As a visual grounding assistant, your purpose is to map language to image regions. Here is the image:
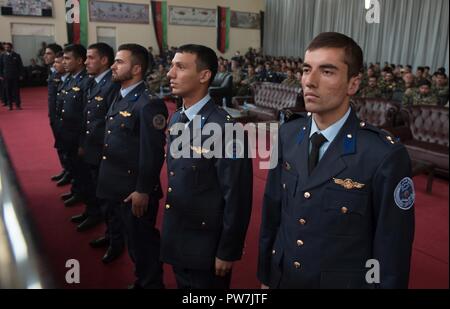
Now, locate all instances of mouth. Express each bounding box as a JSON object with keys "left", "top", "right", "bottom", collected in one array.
[{"left": 304, "top": 92, "right": 319, "bottom": 99}]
